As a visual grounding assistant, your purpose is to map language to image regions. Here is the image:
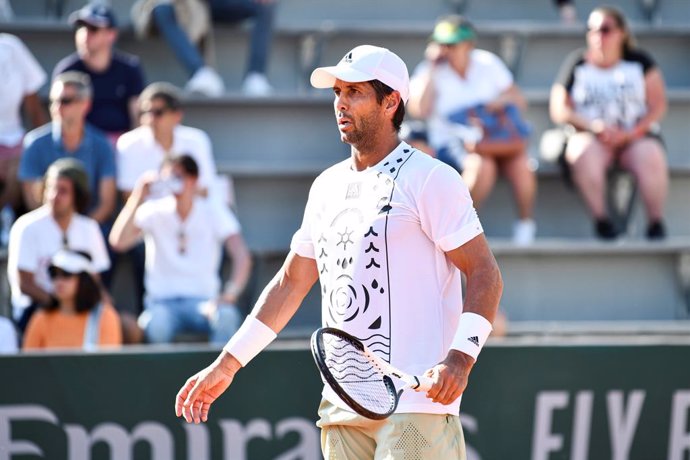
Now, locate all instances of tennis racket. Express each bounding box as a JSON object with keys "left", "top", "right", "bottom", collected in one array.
[{"left": 310, "top": 327, "right": 434, "bottom": 420}]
